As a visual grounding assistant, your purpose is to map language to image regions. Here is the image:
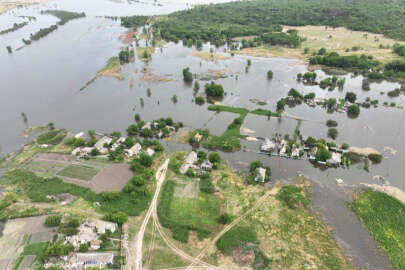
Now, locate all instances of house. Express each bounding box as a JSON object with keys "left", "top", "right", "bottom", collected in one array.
[
  {"left": 279, "top": 140, "right": 287, "bottom": 155},
  {"left": 39, "top": 144, "right": 49, "bottom": 149},
  {"left": 201, "top": 160, "right": 213, "bottom": 171},
  {"left": 95, "top": 136, "right": 112, "bottom": 152},
  {"left": 142, "top": 122, "right": 152, "bottom": 130},
  {"left": 72, "top": 147, "right": 94, "bottom": 157},
  {"left": 180, "top": 151, "right": 198, "bottom": 174},
  {"left": 75, "top": 132, "right": 85, "bottom": 139},
  {"left": 94, "top": 220, "right": 117, "bottom": 234},
  {"left": 194, "top": 133, "right": 203, "bottom": 142},
  {"left": 76, "top": 253, "right": 114, "bottom": 268},
  {"left": 111, "top": 137, "right": 126, "bottom": 151},
  {"left": 255, "top": 167, "right": 266, "bottom": 182},
  {"left": 291, "top": 145, "right": 300, "bottom": 158},
  {"left": 146, "top": 148, "right": 155, "bottom": 157},
  {"left": 90, "top": 240, "right": 101, "bottom": 250},
  {"left": 261, "top": 138, "right": 275, "bottom": 152},
  {"left": 126, "top": 143, "right": 142, "bottom": 157}
]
